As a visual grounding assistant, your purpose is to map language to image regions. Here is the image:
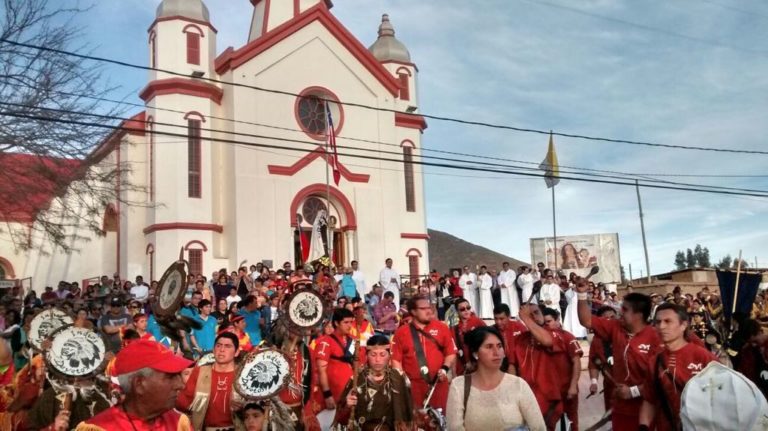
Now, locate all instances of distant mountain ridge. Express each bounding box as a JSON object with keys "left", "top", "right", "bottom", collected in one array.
[{"left": 427, "top": 229, "right": 528, "bottom": 273}]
